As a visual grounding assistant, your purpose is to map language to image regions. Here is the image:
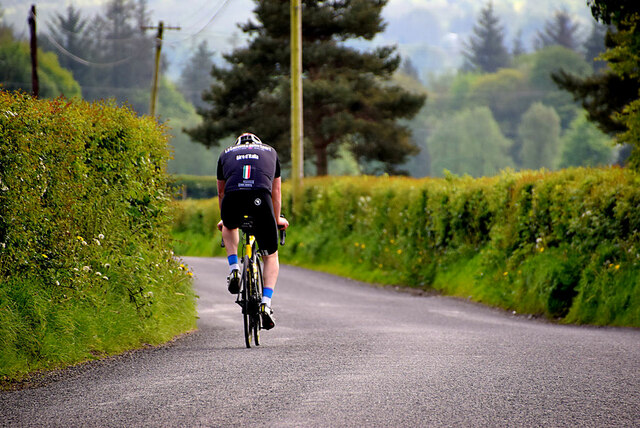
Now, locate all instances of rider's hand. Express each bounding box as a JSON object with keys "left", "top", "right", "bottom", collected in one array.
[
  {"left": 217, "top": 220, "right": 223, "bottom": 231},
  {"left": 277, "top": 216, "right": 289, "bottom": 231}
]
